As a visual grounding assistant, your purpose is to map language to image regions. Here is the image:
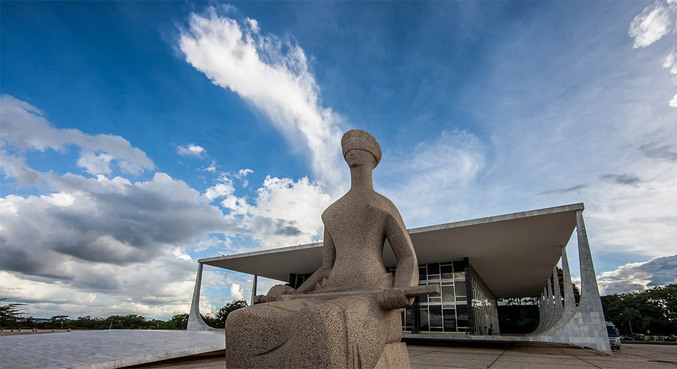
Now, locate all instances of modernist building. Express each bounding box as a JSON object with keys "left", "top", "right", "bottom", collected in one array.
[{"left": 187, "top": 203, "right": 611, "bottom": 354}]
